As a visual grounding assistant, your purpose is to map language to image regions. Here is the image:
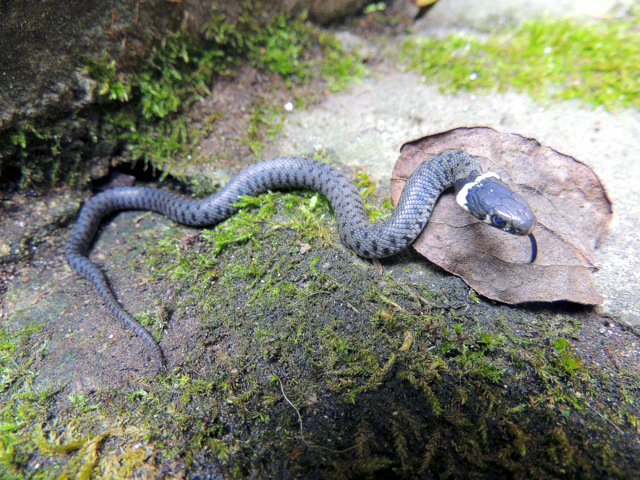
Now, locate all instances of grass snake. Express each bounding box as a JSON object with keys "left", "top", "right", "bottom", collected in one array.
[{"left": 65, "top": 150, "right": 536, "bottom": 370}]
